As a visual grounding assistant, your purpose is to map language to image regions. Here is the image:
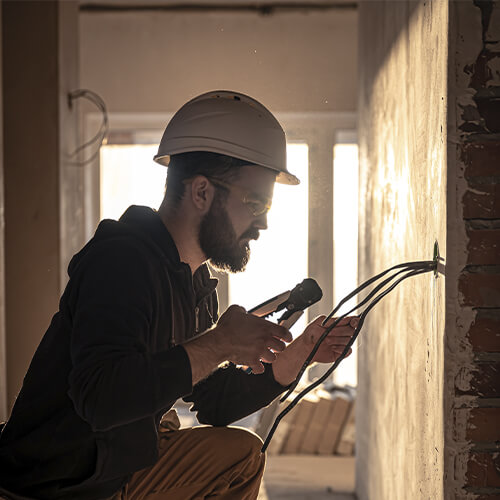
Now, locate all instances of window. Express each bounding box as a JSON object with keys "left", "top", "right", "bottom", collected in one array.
[{"left": 100, "top": 144, "right": 165, "bottom": 220}]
